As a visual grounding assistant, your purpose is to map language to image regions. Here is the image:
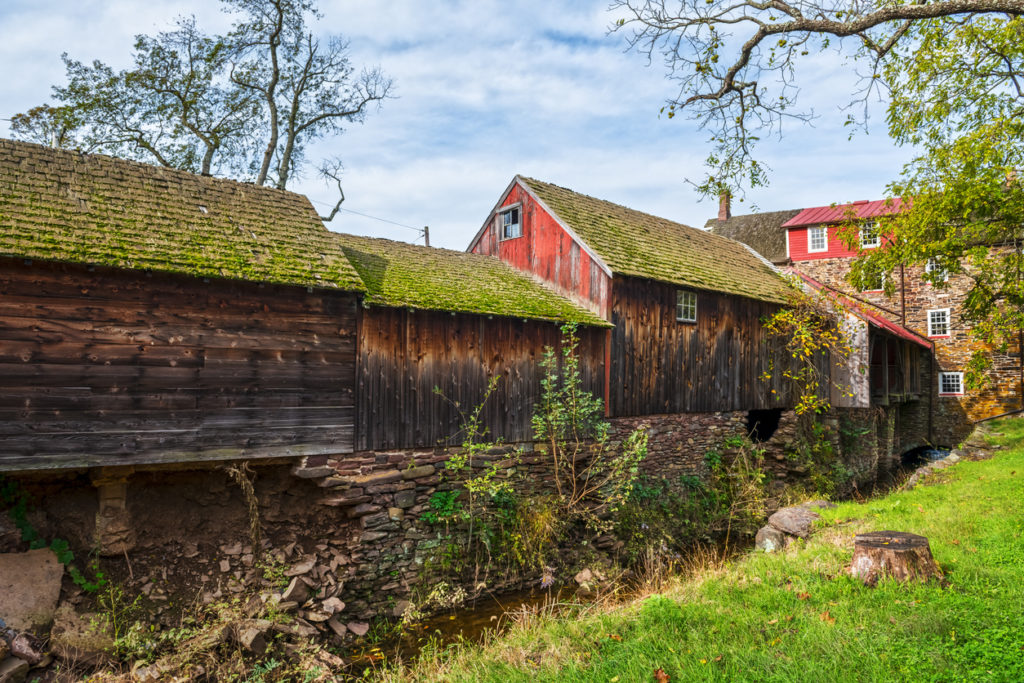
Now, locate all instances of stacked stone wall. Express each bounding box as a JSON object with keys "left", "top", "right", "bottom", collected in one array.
[
  {"left": 5, "top": 405, "right": 928, "bottom": 635},
  {"left": 795, "top": 256, "right": 1019, "bottom": 439}
]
